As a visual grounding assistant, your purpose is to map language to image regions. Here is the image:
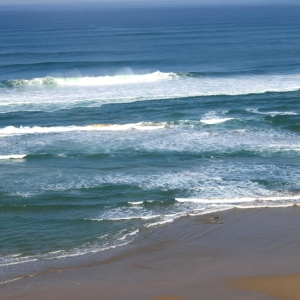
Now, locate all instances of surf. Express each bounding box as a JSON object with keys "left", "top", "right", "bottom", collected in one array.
[
  {"left": 0, "top": 71, "right": 176, "bottom": 88},
  {"left": 0, "top": 122, "right": 168, "bottom": 137},
  {"left": 1, "top": 72, "right": 300, "bottom": 113}
]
